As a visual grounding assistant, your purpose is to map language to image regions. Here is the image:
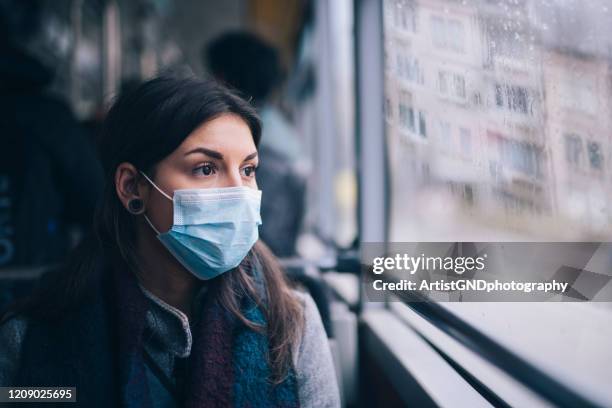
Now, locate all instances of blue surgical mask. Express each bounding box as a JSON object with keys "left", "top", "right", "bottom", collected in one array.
[{"left": 140, "top": 172, "right": 262, "bottom": 280}]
